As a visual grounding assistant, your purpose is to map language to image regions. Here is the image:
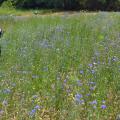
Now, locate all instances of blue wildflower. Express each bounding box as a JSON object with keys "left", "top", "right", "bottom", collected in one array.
[
  {"left": 101, "top": 105, "right": 107, "bottom": 109},
  {"left": 93, "top": 105, "right": 97, "bottom": 109},
  {"left": 80, "top": 70, "right": 84, "bottom": 74},
  {"left": 91, "top": 70, "right": 95, "bottom": 74},
  {"left": 88, "top": 64, "right": 93, "bottom": 67},
  {"left": 29, "top": 109, "right": 36, "bottom": 117},
  {"left": 75, "top": 93, "right": 83, "bottom": 99},
  {"left": 29, "top": 105, "right": 40, "bottom": 117},
  {"left": 66, "top": 89, "right": 71, "bottom": 93},
  {"left": 97, "top": 61, "right": 100, "bottom": 64},
  {"left": 102, "top": 100, "right": 106, "bottom": 104},
  {"left": 32, "top": 95, "right": 38, "bottom": 99},
  {"left": 75, "top": 93, "right": 83, "bottom": 104},
  {"left": 86, "top": 93, "right": 91, "bottom": 96},
  {"left": 78, "top": 99, "right": 84, "bottom": 104},
  {"left": 64, "top": 79, "right": 67, "bottom": 83},
  {"left": 90, "top": 86, "right": 96, "bottom": 91},
  {"left": 88, "top": 81, "right": 96, "bottom": 85},
  {"left": 3, "top": 88, "right": 11, "bottom": 94},
  {"left": 77, "top": 80, "right": 83, "bottom": 86},
  {"left": 90, "top": 100, "right": 97, "bottom": 105},
  {"left": 34, "top": 105, "right": 40, "bottom": 110},
  {"left": 0, "top": 110, "right": 4, "bottom": 115}
]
